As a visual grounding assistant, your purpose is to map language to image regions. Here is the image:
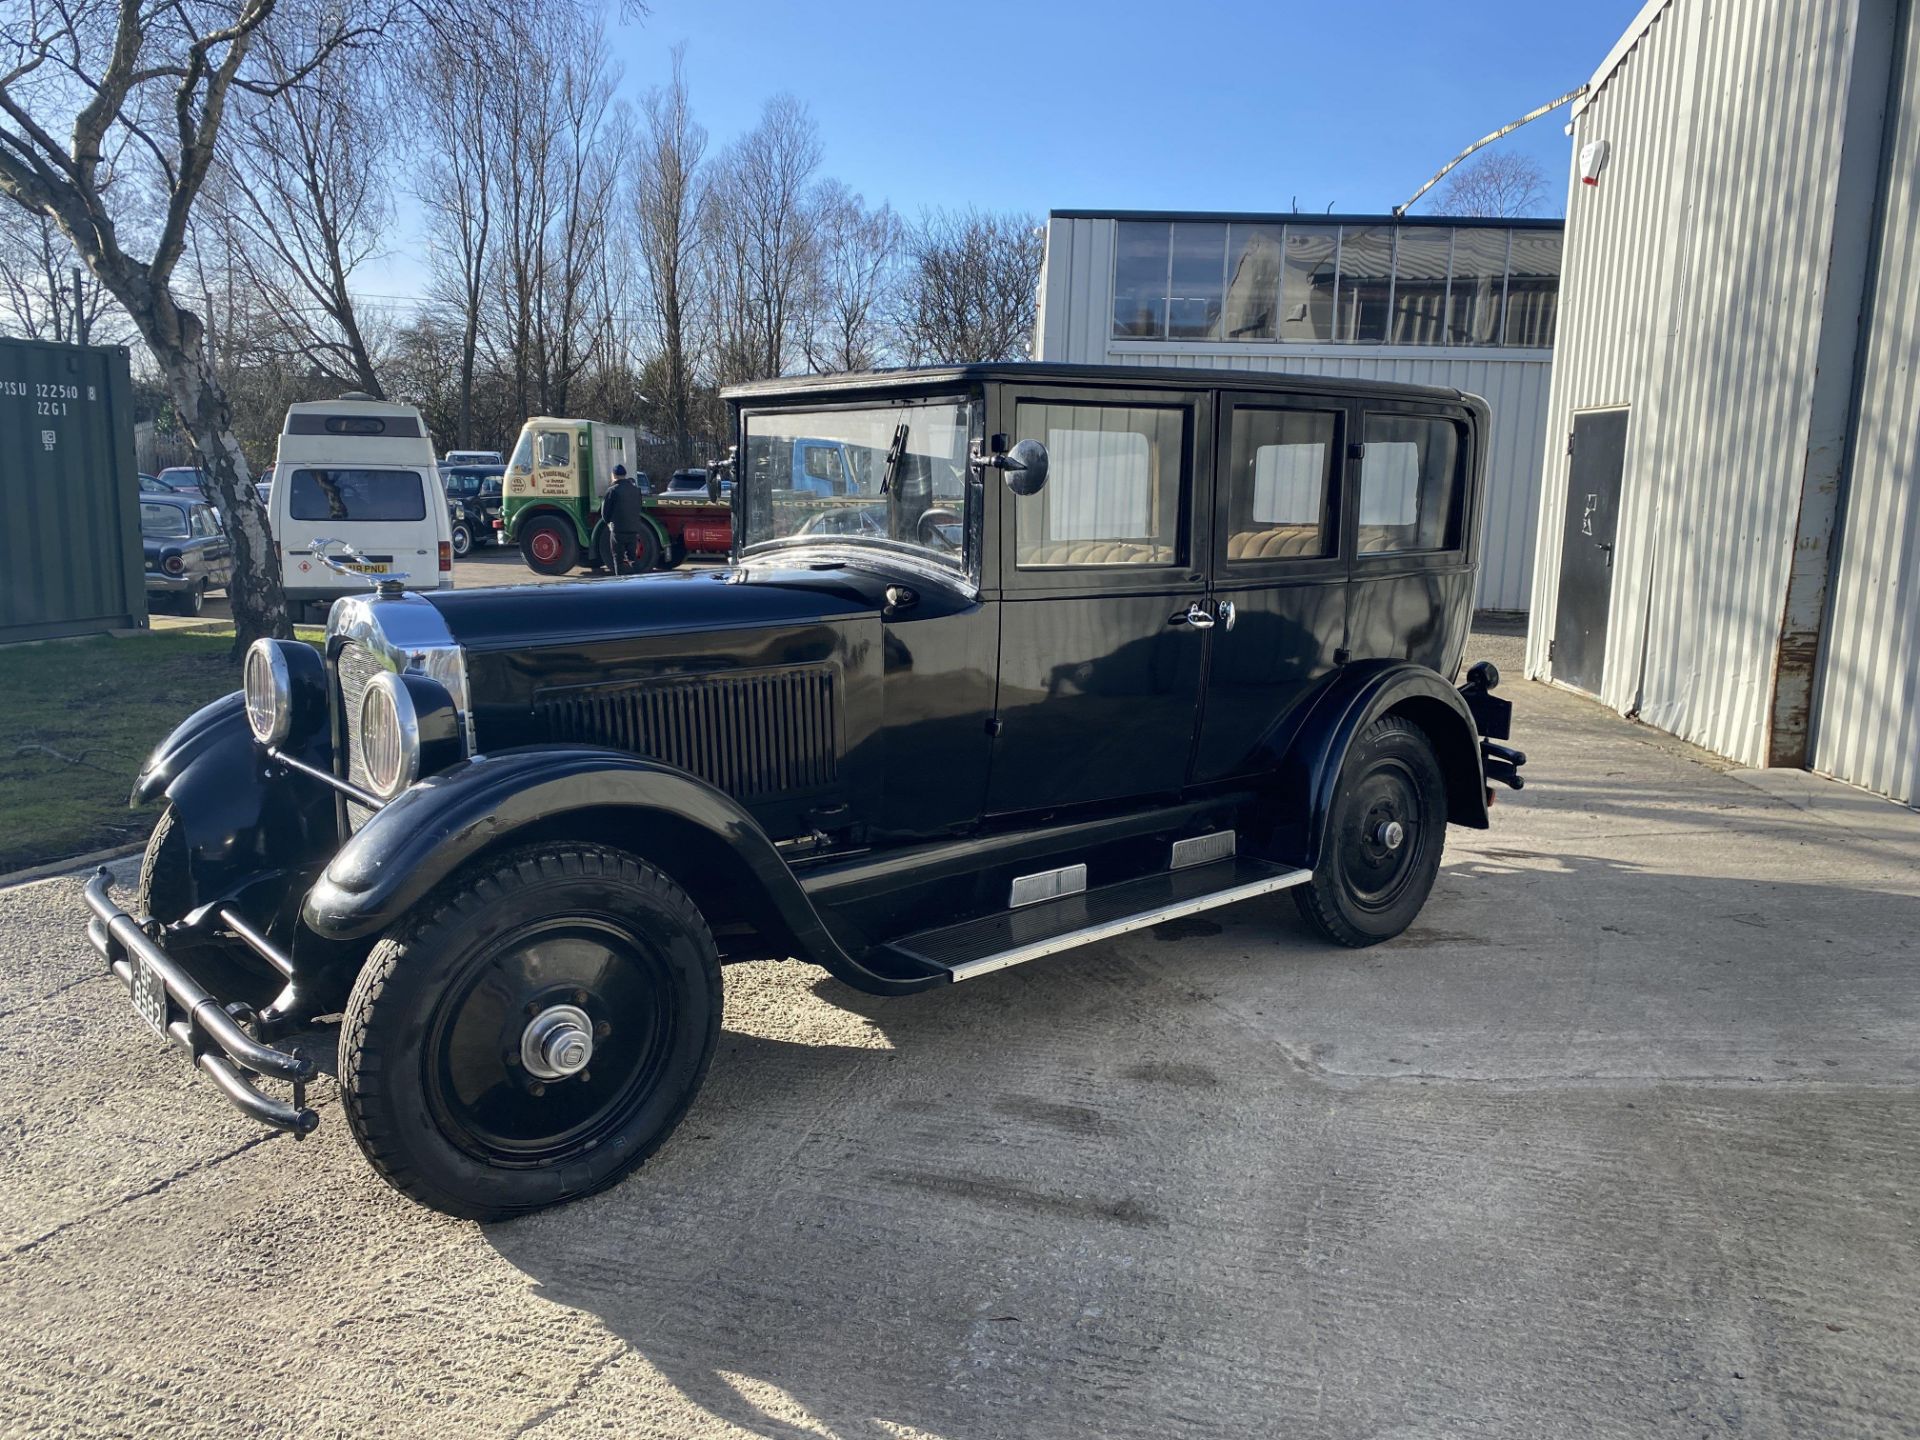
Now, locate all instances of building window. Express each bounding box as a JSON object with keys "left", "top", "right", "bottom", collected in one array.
[
  {"left": 1168, "top": 222, "right": 1227, "bottom": 340},
  {"left": 1110, "top": 219, "right": 1560, "bottom": 350},
  {"left": 1113, "top": 221, "right": 1169, "bottom": 339}
]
